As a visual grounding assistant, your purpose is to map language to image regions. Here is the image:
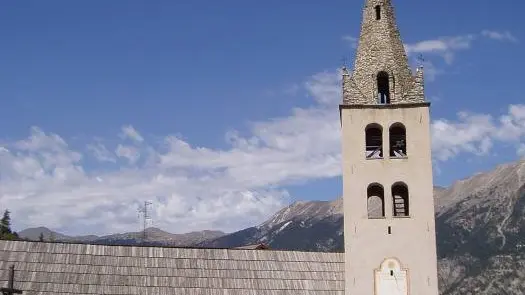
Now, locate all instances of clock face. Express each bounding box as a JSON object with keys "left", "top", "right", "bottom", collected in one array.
[{"left": 375, "top": 258, "right": 408, "bottom": 295}]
